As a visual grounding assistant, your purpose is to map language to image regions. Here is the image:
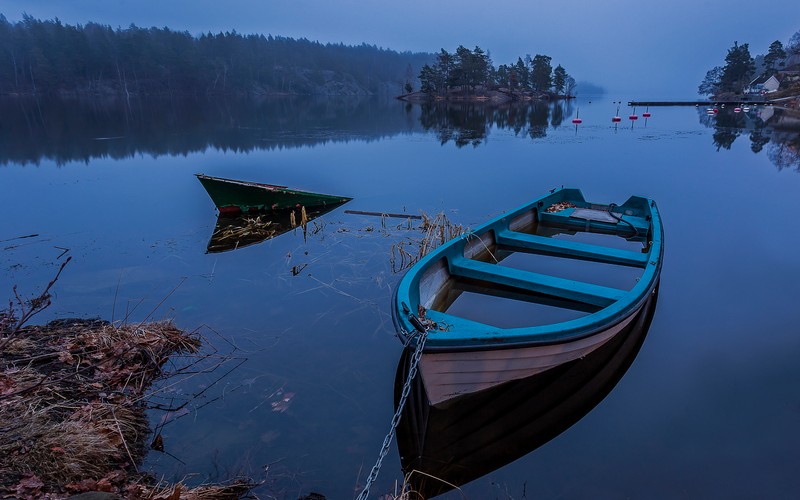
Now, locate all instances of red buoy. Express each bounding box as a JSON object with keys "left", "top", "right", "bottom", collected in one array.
[
  {"left": 734, "top": 107, "right": 742, "bottom": 113},
  {"left": 612, "top": 102, "right": 622, "bottom": 122},
  {"left": 642, "top": 107, "right": 651, "bottom": 118},
  {"left": 629, "top": 114, "right": 638, "bottom": 120},
  {"left": 572, "top": 108, "right": 582, "bottom": 124}
]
